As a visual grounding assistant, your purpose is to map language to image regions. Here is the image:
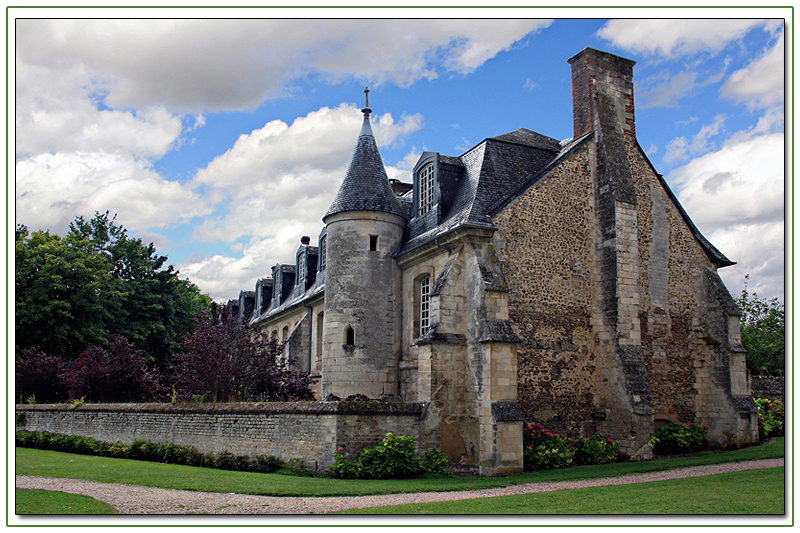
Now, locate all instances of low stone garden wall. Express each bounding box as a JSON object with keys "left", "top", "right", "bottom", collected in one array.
[
  {"left": 751, "top": 376, "right": 785, "bottom": 404},
  {"left": 15, "top": 401, "right": 425, "bottom": 473}
]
